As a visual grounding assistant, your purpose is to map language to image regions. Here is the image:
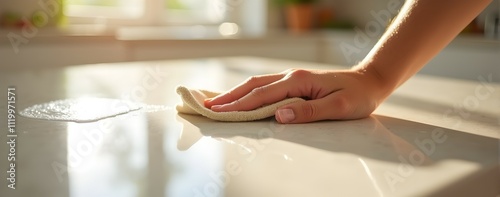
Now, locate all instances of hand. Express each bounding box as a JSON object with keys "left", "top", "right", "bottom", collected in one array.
[{"left": 204, "top": 68, "right": 390, "bottom": 124}]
